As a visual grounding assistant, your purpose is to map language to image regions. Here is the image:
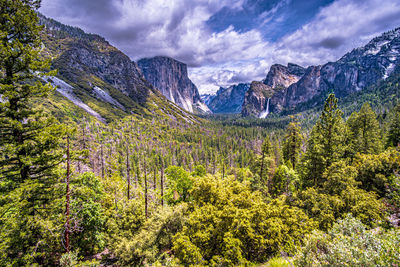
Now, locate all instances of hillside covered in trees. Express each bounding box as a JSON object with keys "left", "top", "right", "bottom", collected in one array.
[{"left": 1, "top": 1, "right": 400, "bottom": 266}]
